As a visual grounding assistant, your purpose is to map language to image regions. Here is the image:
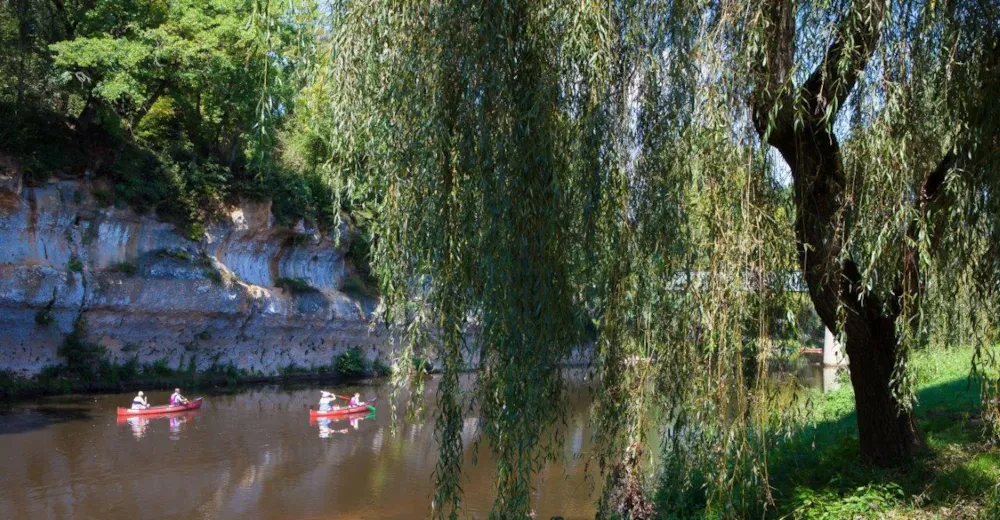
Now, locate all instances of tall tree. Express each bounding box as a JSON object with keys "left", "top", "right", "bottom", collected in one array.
[
  {"left": 748, "top": 0, "right": 1000, "bottom": 465},
  {"left": 303, "top": 0, "right": 999, "bottom": 517}
]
